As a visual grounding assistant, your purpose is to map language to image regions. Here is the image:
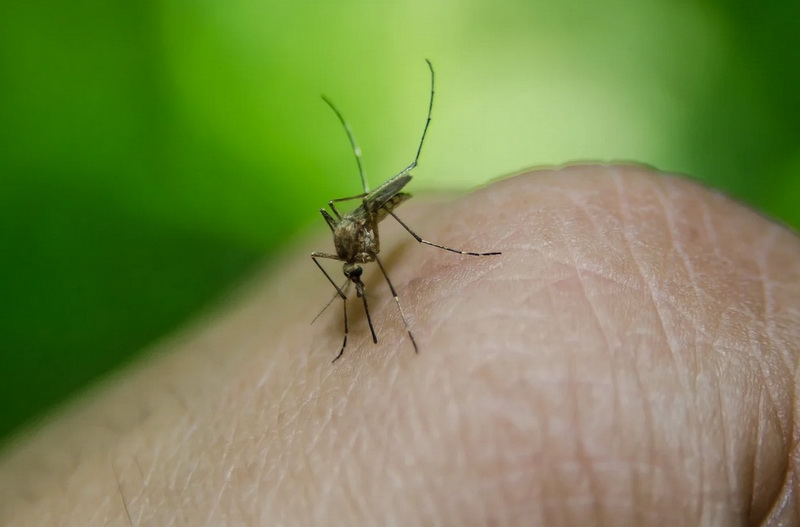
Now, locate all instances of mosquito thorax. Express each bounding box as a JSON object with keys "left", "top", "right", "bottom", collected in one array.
[{"left": 334, "top": 216, "right": 378, "bottom": 263}]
